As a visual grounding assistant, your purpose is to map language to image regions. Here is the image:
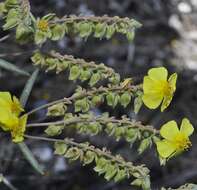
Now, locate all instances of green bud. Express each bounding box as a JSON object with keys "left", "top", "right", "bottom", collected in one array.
[
  {"left": 89, "top": 72, "right": 101, "bottom": 86},
  {"left": 120, "top": 92, "right": 131, "bottom": 108},
  {"left": 138, "top": 138, "right": 152, "bottom": 154},
  {"left": 106, "top": 24, "right": 116, "bottom": 39},
  {"left": 45, "top": 125, "right": 64, "bottom": 136},
  {"left": 79, "top": 69, "right": 91, "bottom": 81},
  {"left": 51, "top": 24, "right": 65, "bottom": 41},
  {"left": 69, "top": 65, "right": 81, "bottom": 80},
  {"left": 54, "top": 142, "right": 68, "bottom": 155},
  {"left": 94, "top": 22, "right": 107, "bottom": 38}
]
